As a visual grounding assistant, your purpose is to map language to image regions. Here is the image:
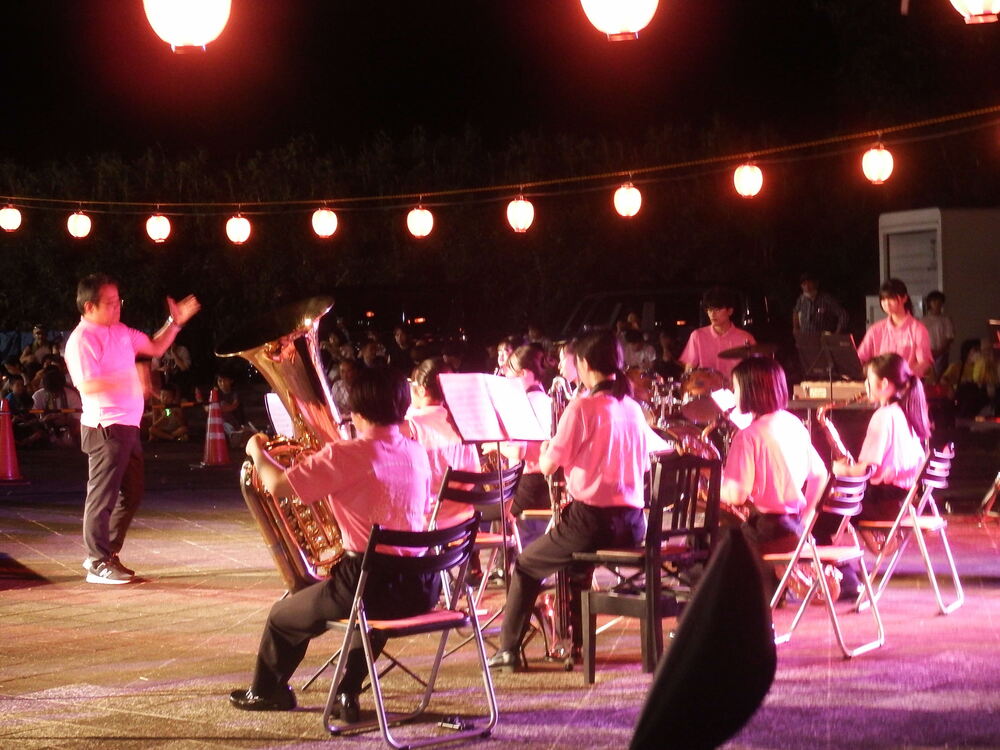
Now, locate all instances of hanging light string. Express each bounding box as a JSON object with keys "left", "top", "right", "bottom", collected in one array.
[{"left": 3, "top": 103, "right": 999, "bottom": 214}]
